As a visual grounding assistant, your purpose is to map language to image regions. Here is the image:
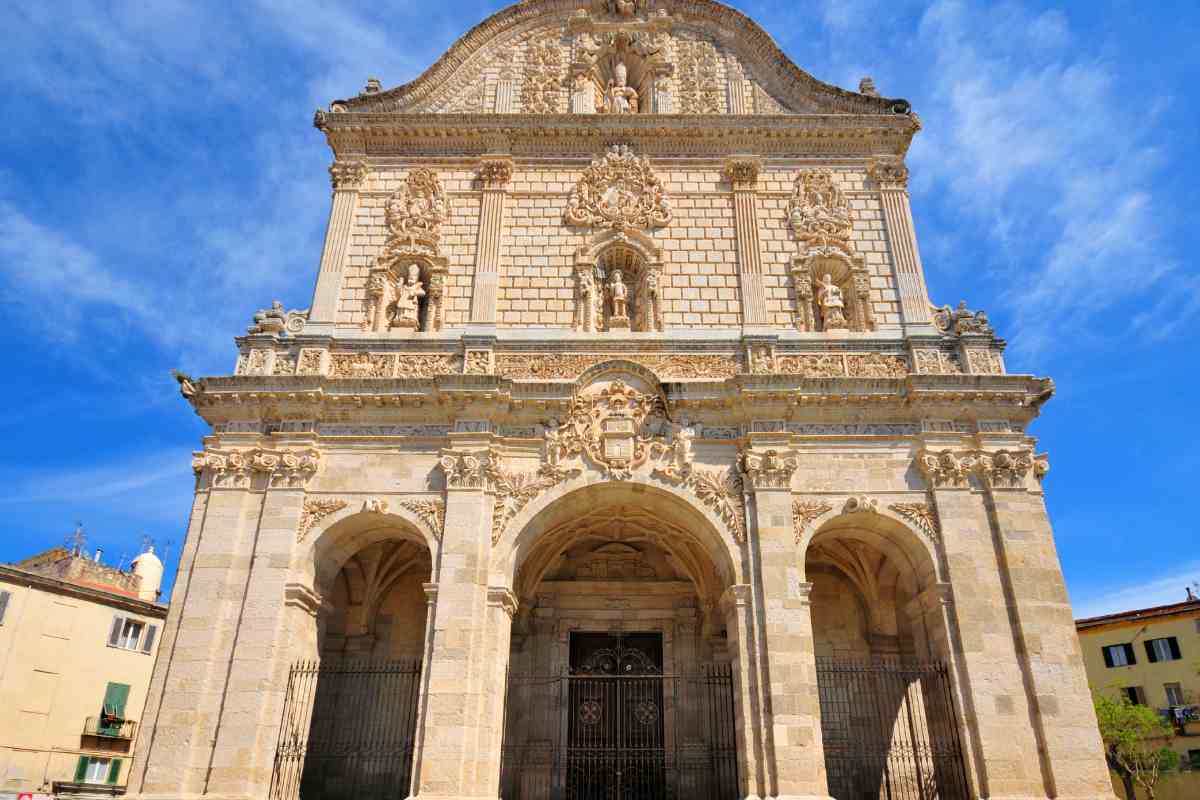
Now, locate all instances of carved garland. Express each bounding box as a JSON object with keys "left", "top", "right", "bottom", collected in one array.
[
  {"left": 521, "top": 39, "right": 564, "bottom": 114},
  {"left": 888, "top": 502, "right": 940, "bottom": 544},
  {"left": 792, "top": 500, "right": 833, "bottom": 544},
  {"left": 297, "top": 498, "right": 349, "bottom": 542},
  {"left": 398, "top": 498, "right": 447, "bottom": 541}
]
